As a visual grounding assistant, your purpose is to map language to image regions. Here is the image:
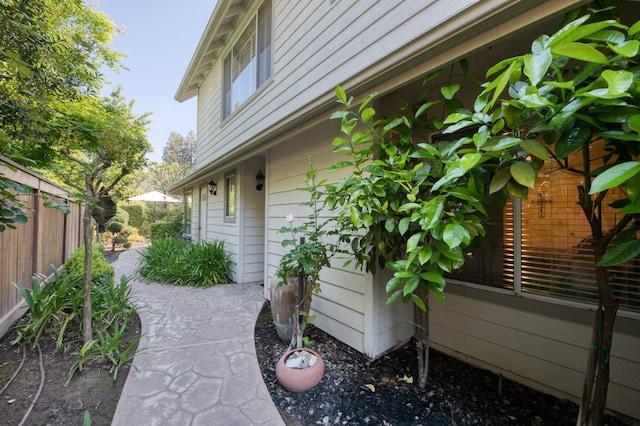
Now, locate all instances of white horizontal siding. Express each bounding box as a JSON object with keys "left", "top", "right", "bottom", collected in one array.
[
  {"left": 195, "top": 63, "right": 221, "bottom": 170},
  {"left": 266, "top": 123, "right": 371, "bottom": 352},
  {"left": 240, "top": 157, "right": 266, "bottom": 283},
  {"left": 430, "top": 285, "right": 640, "bottom": 420},
  {"left": 189, "top": 0, "right": 640, "bottom": 418},
  {"left": 195, "top": 0, "right": 482, "bottom": 168}
]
